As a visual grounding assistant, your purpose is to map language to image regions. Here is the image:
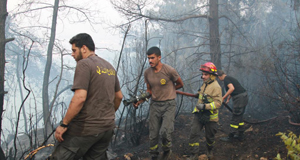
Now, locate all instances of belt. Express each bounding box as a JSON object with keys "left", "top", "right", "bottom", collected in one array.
[
  {"left": 232, "top": 92, "right": 247, "bottom": 98},
  {"left": 152, "top": 99, "right": 175, "bottom": 102}
]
